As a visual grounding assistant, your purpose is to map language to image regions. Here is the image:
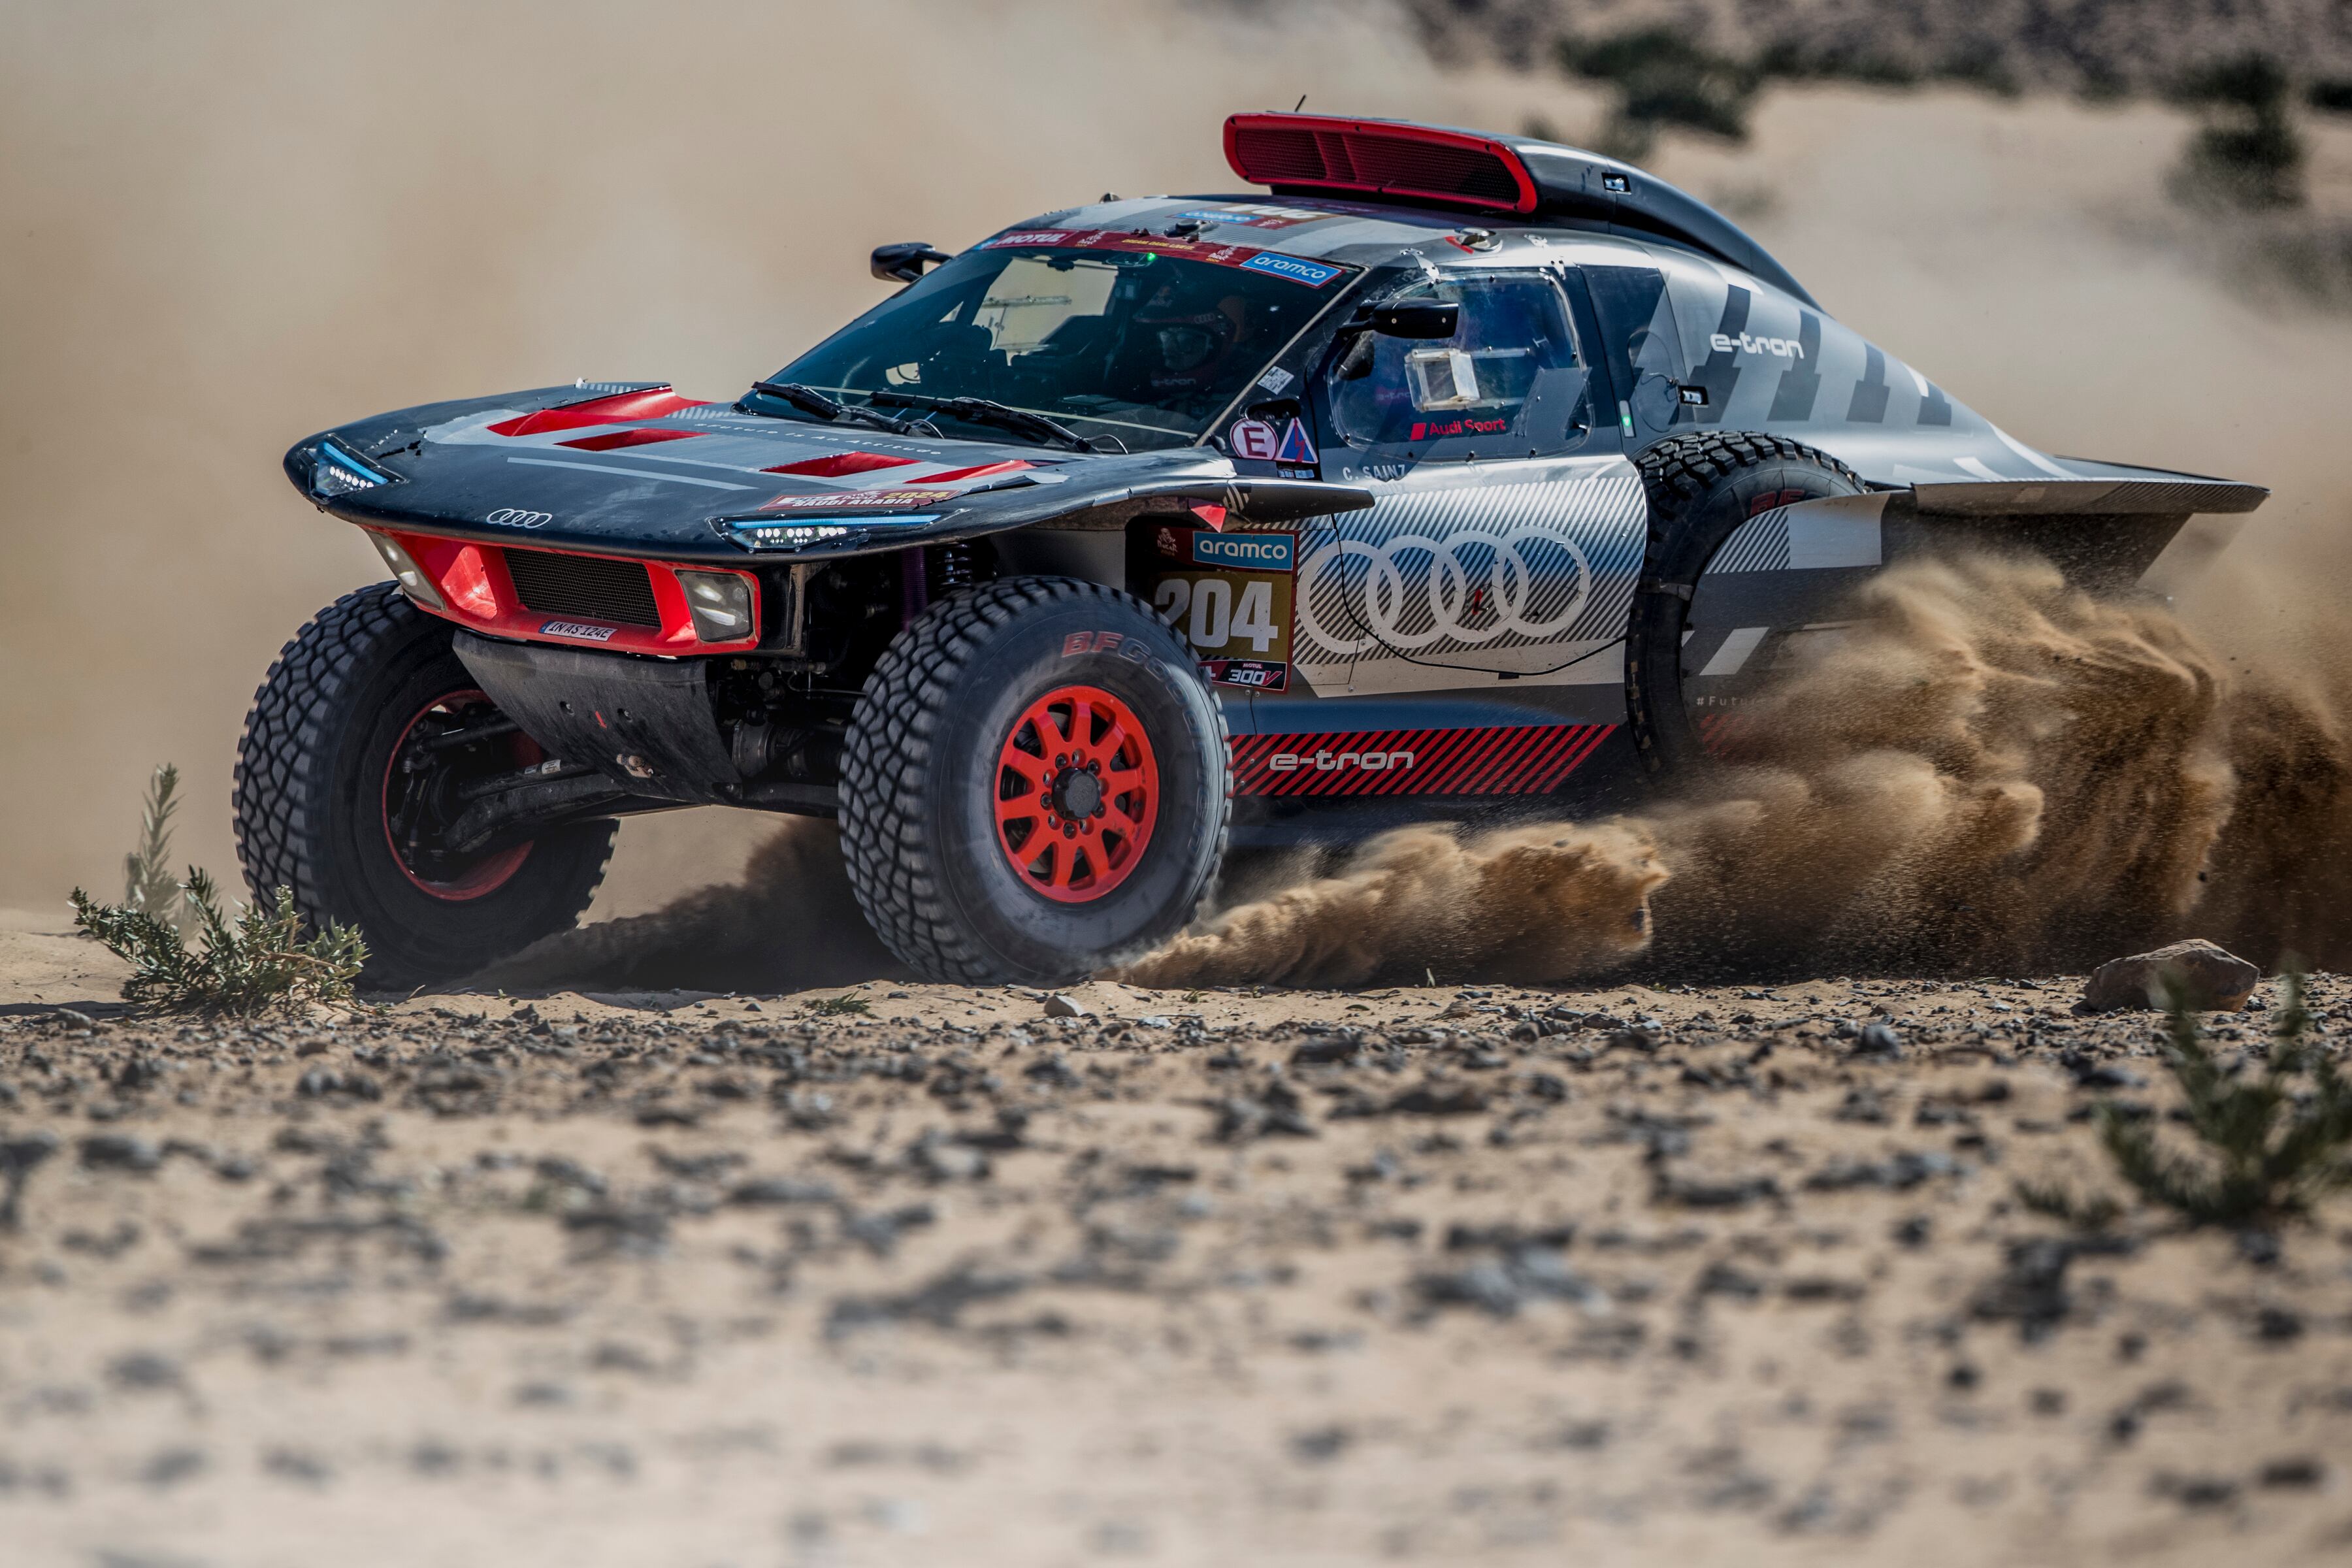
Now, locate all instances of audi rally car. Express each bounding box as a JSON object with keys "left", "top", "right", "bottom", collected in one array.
[{"left": 238, "top": 112, "right": 2266, "bottom": 986}]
